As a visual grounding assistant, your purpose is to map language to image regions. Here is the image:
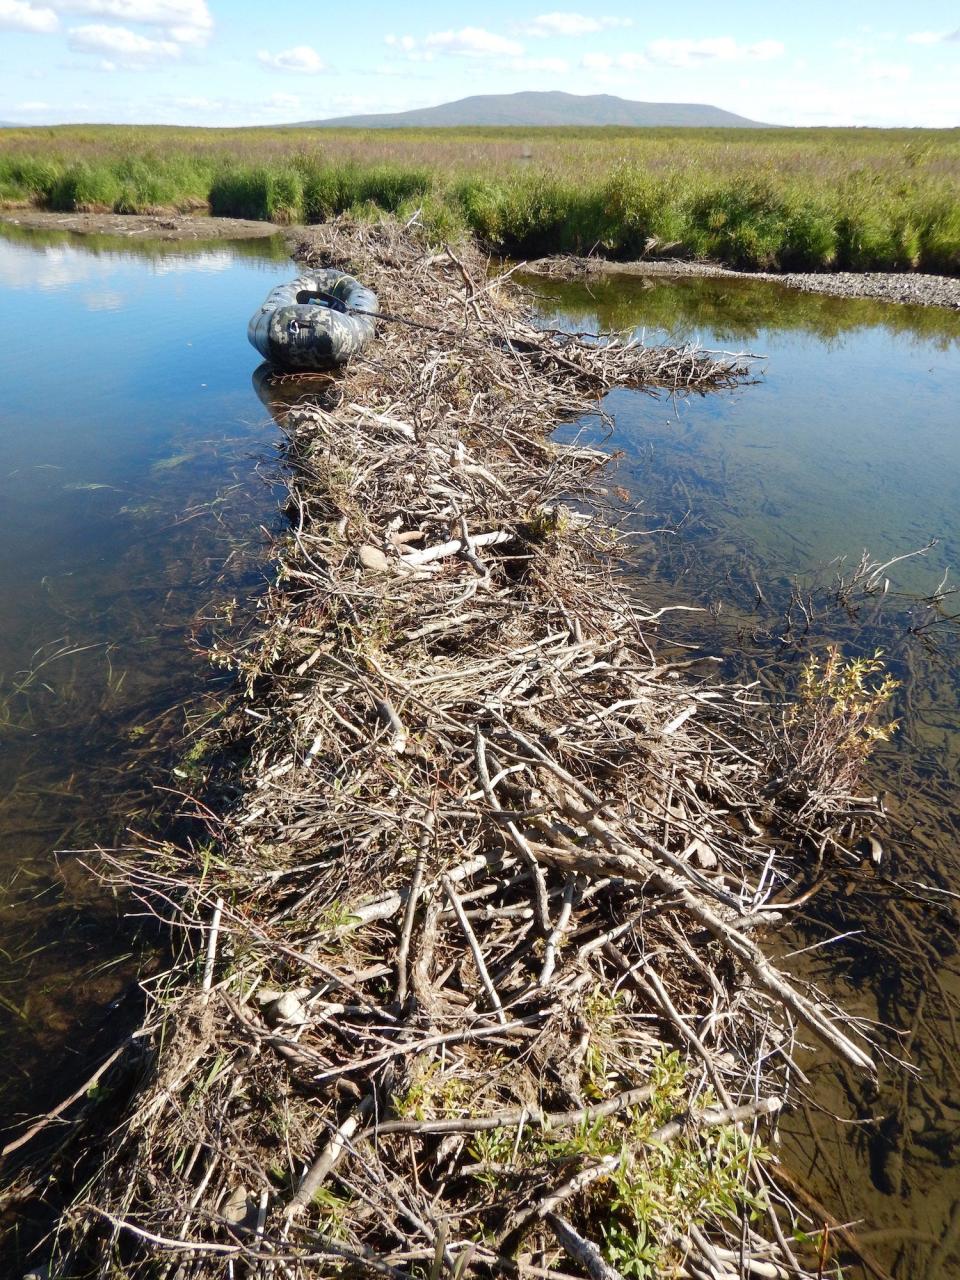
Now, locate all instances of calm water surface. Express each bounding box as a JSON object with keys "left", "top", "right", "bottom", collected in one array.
[
  {"left": 528, "top": 271, "right": 960, "bottom": 1278},
  {"left": 0, "top": 225, "right": 290, "bottom": 1116}
]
